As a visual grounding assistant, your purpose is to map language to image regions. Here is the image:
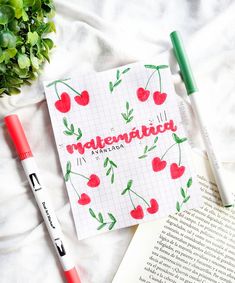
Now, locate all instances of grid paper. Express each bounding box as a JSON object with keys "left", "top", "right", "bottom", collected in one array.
[{"left": 44, "top": 56, "right": 202, "bottom": 239}]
